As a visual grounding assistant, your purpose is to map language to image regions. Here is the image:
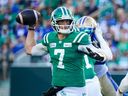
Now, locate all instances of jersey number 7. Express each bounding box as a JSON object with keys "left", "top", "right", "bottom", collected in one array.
[{"left": 54, "top": 49, "right": 65, "bottom": 69}]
